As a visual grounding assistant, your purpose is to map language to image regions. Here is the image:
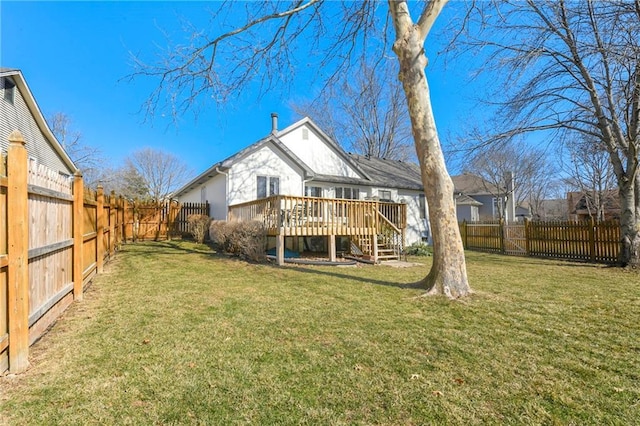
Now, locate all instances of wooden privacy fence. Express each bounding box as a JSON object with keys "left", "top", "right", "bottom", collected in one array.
[
  {"left": 0, "top": 131, "right": 208, "bottom": 374},
  {"left": 460, "top": 219, "right": 621, "bottom": 264},
  {"left": 174, "top": 202, "right": 210, "bottom": 235}
]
